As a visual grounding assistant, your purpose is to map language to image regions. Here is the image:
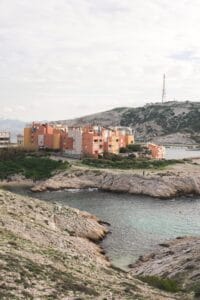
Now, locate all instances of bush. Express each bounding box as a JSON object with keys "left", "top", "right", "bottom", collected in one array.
[
  {"left": 127, "top": 144, "right": 143, "bottom": 152},
  {"left": 81, "top": 157, "right": 183, "bottom": 170},
  {"left": 138, "top": 276, "right": 180, "bottom": 293},
  {"left": 119, "top": 144, "right": 145, "bottom": 153},
  {"left": 0, "top": 148, "right": 29, "bottom": 161},
  {"left": 192, "top": 283, "right": 200, "bottom": 298},
  {"left": 0, "top": 153, "right": 69, "bottom": 180}
]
